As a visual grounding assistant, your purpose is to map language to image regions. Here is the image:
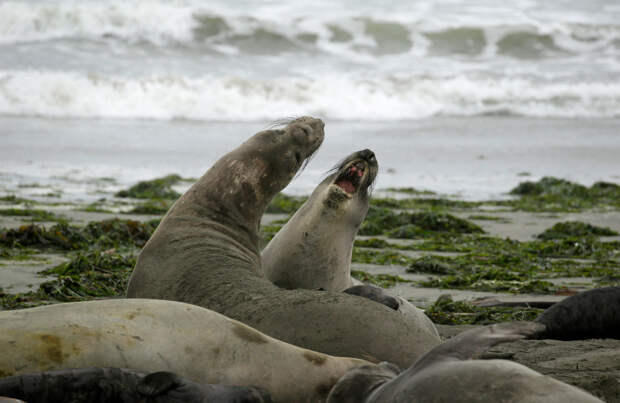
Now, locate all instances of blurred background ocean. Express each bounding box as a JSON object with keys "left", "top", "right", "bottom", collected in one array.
[{"left": 0, "top": 0, "right": 619, "bottom": 200}]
